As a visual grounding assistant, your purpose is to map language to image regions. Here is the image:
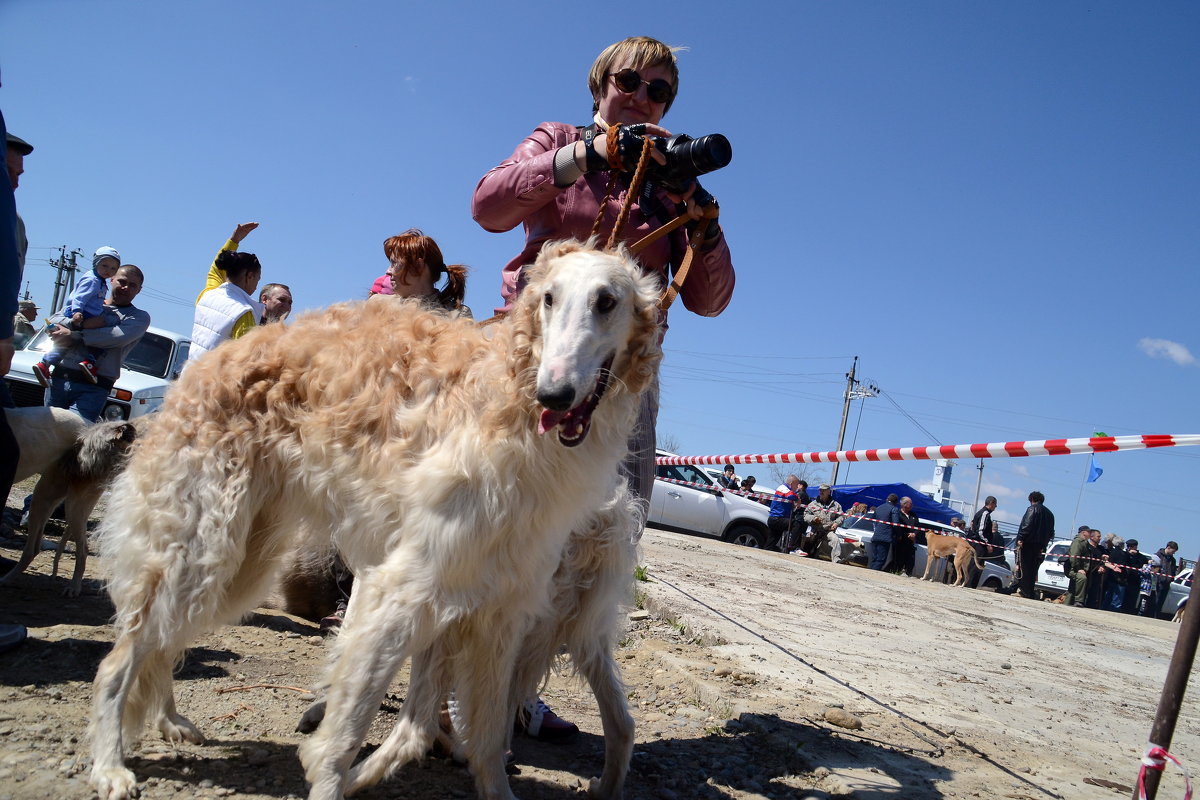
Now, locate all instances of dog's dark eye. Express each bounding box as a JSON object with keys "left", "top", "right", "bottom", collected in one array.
[
  {"left": 596, "top": 293, "right": 616, "bottom": 314},
  {"left": 543, "top": 291, "right": 554, "bottom": 308}
]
